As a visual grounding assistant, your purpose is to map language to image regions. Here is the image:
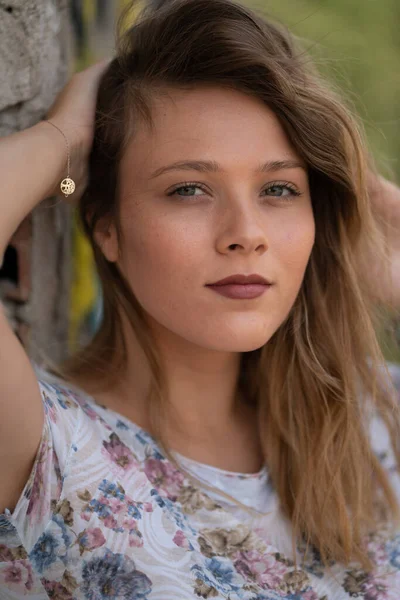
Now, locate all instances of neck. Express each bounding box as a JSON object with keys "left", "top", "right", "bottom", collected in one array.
[
  {"left": 124, "top": 314, "right": 245, "bottom": 438},
  {"left": 86, "top": 313, "right": 262, "bottom": 473}
]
